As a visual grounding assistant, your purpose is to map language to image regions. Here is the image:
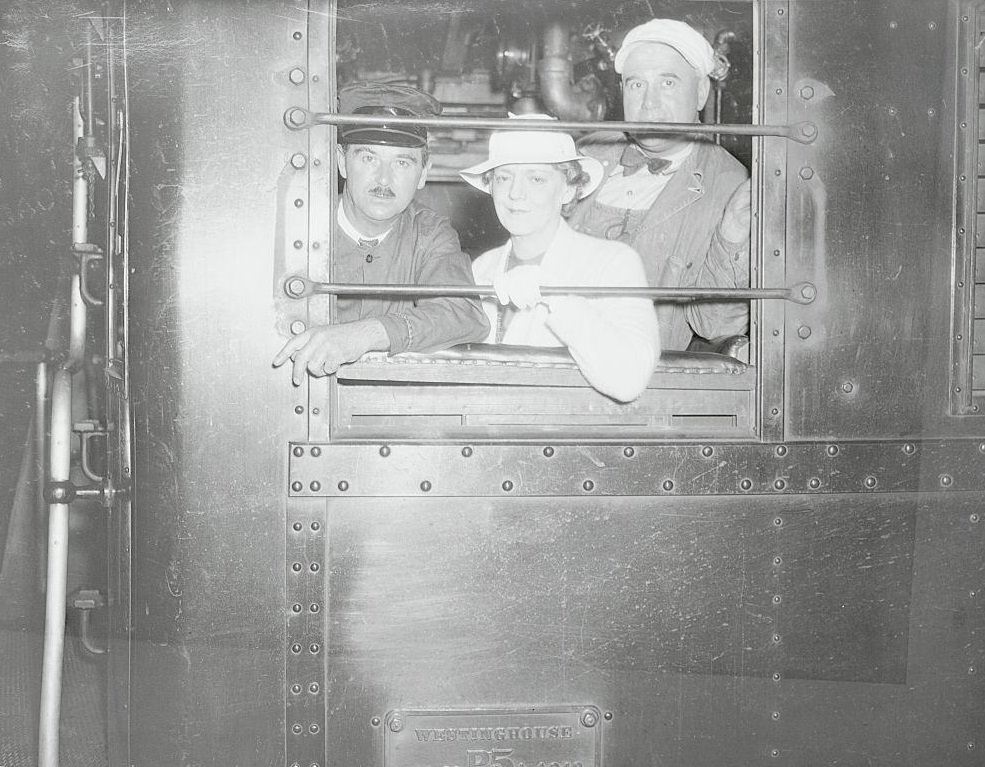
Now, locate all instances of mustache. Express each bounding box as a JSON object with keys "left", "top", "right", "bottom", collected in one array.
[{"left": 368, "top": 185, "right": 396, "bottom": 198}]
